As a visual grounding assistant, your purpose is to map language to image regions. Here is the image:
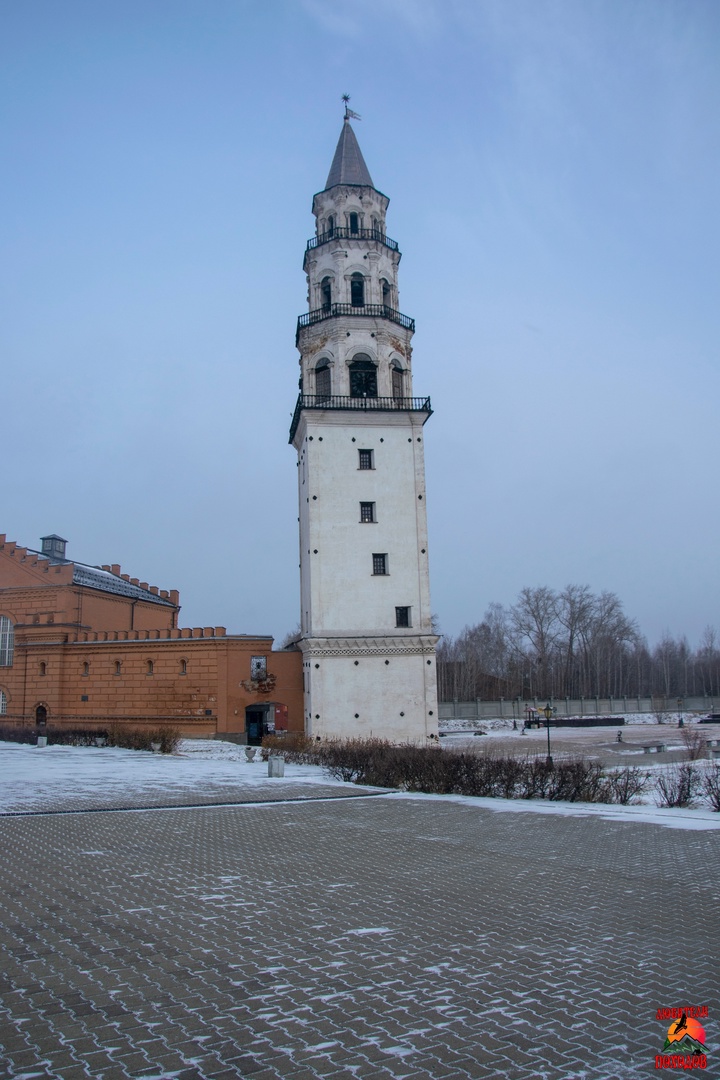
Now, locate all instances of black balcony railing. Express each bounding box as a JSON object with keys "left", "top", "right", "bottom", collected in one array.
[
  {"left": 289, "top": 393, "right": 432, "bottom": 442},
  {"left": 306, "top": 226, "right": 399, "bottom": 253},
  {"left": 296, "top": 303, "right": 414, "bottom": 342}
]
